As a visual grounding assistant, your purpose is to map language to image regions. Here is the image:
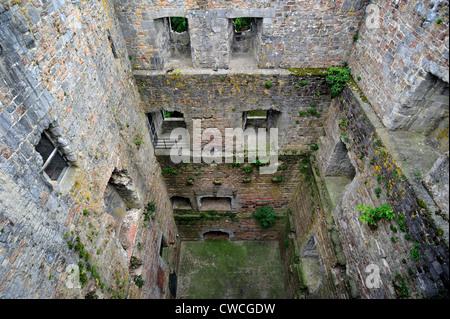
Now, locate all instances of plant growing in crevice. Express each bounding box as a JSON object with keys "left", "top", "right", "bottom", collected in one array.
[
  {"left": 326, "top": 66, "right": 351, "bottom": 97},
  {"left": 375, "top": 188, "right": 382, "bottom": 198},
  {"left": 253, "top": 205, "right": 276, "bottom": 228},
  {"left": 414, "top": 171, "right": 422, "bottom": 180},
  {"left": 396, "top": 213, "right": 407, "bottom": 232},
  {"left": 410, "top": 248, "right": 420, "bottom": 261},
  {"left": 134, "top": 131, "right": 144, "bottom": 149},
  {"left": 299, "top": 109, "right": 321, "bottom": 118},
  {"left": 133, "top": 275, "right": 145, "bottom": 288},
  {"left": 241, "top": 165, "right": 253, "bottom": 174},
  {"left": 143, "top": 201, "right": 156, "bottom": 222},
  {"left": 272, "top": 175, "right": 286, "bottom": 183},
  {"left": 74, "top": 236, "right": 90, "bottom": 262},
  {"left": 393, "top": 273, "right": 409, "bottom": 298},
  {"left": 186, "top": 177, "right": 195, "bottom": 185},
  {"left": 230, "top": 162, "right": 241, "bottom": 168},
  {"left": 162, "top": 167, "right": 178, "bottom": 176},
  {"left": 358, "top": 204, "right": 394, "bottom": 228},
  {"left": 130, "top": 256, "right": 143, "bottom": 269}
]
